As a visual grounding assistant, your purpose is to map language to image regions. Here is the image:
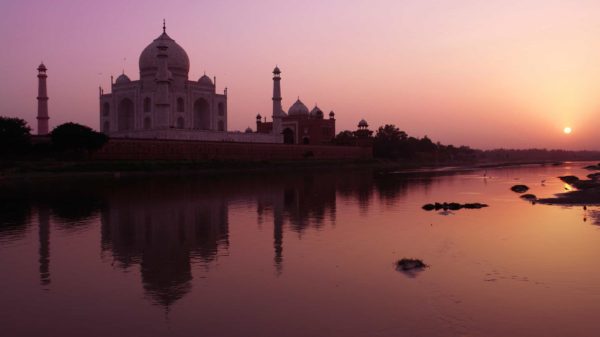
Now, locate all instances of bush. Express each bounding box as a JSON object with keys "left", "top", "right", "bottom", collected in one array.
[
  {"left": 0, "top": 116, "right": 31, "bottom": 156},
  {"left": 50, "top": 123, "right": 107, "bottom": 157}
]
